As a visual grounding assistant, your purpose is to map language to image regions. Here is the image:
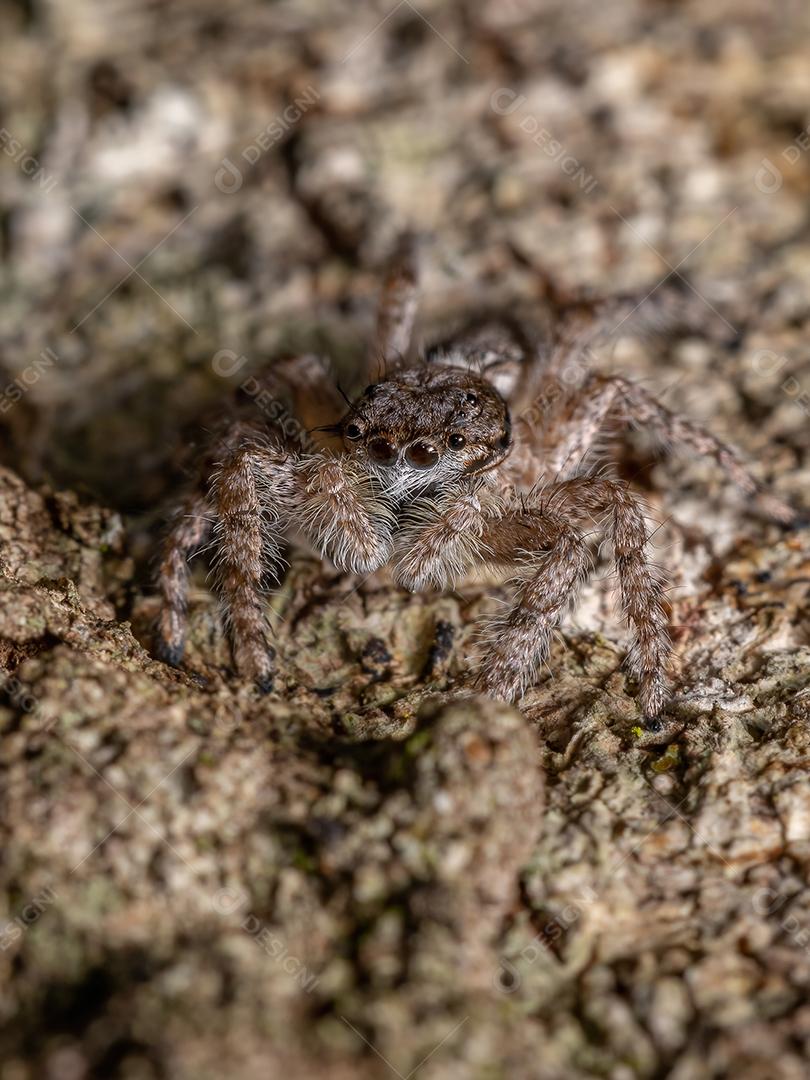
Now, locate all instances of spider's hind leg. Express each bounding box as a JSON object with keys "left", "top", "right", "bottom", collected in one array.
[
  {"left": 372, "top": 231, "right": 419, "bottom": 373},
  {"left": 609, "top": 375, "right": 797, "bottom": 525},
  {"left": 534, "top": 371, "right": 796, "bottom": 523}
]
